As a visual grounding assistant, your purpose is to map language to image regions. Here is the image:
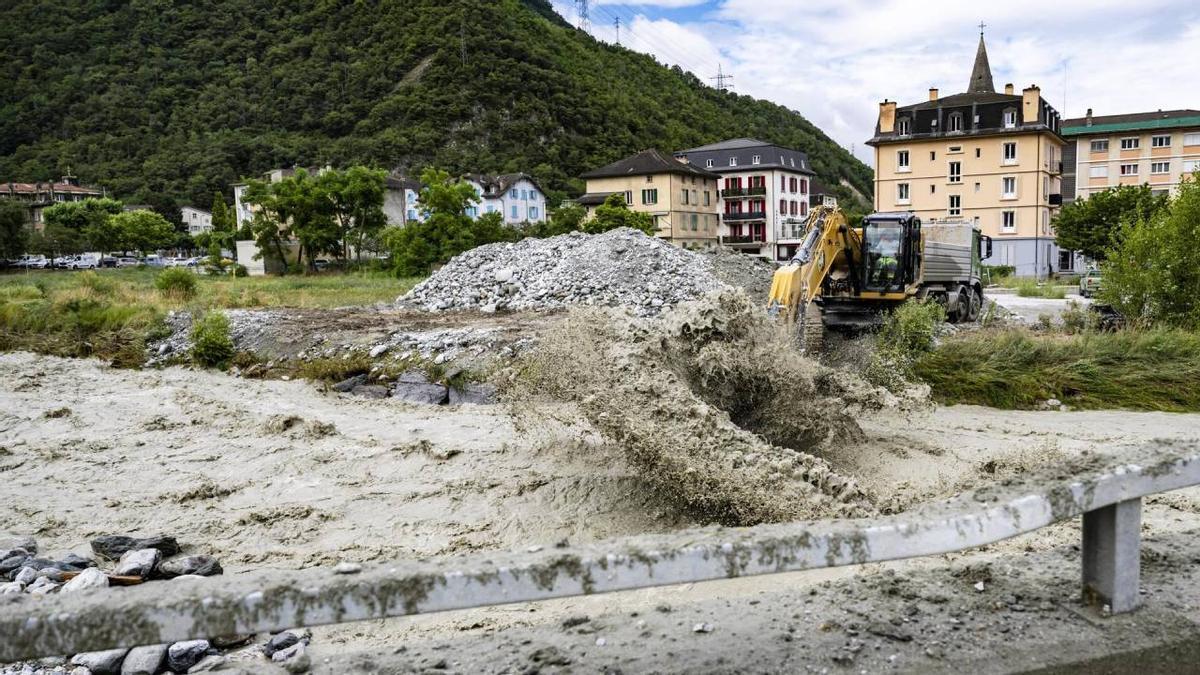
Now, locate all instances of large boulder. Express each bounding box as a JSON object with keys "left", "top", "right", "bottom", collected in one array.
[
  {"left": 166, "top": 640, "right": 213, "bottom": 672},
  {"left": 156, "top": 554, "right": 223, "bottom": 579},
  {"left": 120, "top": 644, "right": 167, "bottom": 675},
  {"left": 91, "top": 535, "right": 180, "bottom": 561},
  {"left": 62, "top": 567, "right": 109, "bottom": 593},
  {"left": 114, "top": 548, "right": 161, "bottom": 578},
  {"left": 448, "top": 383, "right": 498, "bottom": 405},
  {"left": 71, "top": 649, "right": 128, "bottom": 675}
]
